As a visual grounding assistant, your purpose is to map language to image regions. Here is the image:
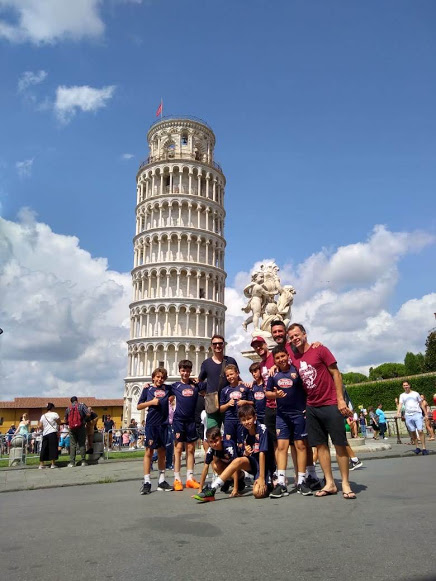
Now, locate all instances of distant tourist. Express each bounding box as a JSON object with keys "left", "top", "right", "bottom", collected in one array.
[
  {"left": 420, "top": 394, "right": 435, "bottom": 441},
  {"left": 396, "top": 382, "right": 428, "bottom": 455},
  {"left": 376, "top": 403, "right": 388, "bottom": 440},
  {"left": 103, "top": 415, "right": 115, "bottom": 450},
  {"left": 64, "top": 396, "right": 90, "bottom": 467},
  {"left": 39, "top": 403, "right": 60, "bottom": 469}
]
